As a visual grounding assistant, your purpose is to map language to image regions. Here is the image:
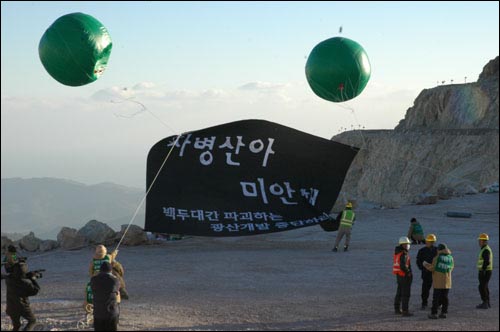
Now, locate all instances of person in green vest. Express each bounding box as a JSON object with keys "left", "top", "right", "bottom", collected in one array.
[
  {"left": 2, "top": 245, "right": 19, "bottom": 274},
  {"left": 332, "top": 202, "right": 356, "bottom": 252},
  {"left": 89, "top": 245, "right": 116, "bottom": 277},
  {"left": 88, "top": 245, "right": 129, "bottom": 301},
  {"left": 407, "top": 218, "right": 425, "bottom": 244},
  {"left": 476, "top": 233, "right": 493, "bottom": 309},
  {"left": 424, "top": 243, "right": 454, "bottom": 319}
]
